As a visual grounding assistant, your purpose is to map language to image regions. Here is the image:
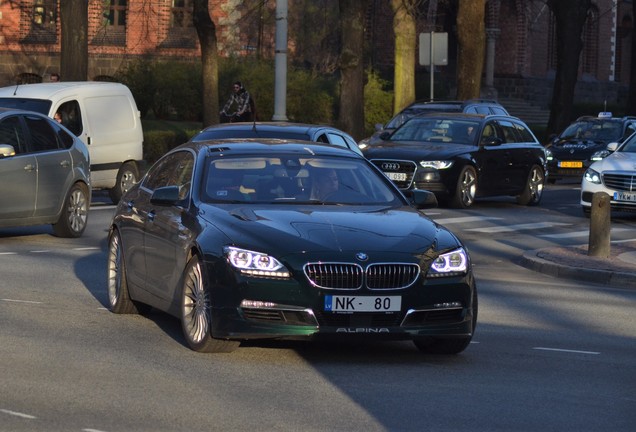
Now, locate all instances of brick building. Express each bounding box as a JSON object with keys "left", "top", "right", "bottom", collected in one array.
[{"left": 0, "top": 0, "right": 632, "bottom": 109}]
